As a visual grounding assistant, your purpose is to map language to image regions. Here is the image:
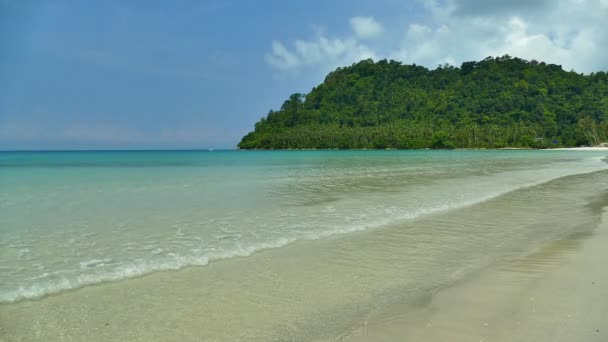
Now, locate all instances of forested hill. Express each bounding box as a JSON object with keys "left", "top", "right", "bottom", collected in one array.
[{"left": 239, "top": 56, "right": 608, "bottom": 149}]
